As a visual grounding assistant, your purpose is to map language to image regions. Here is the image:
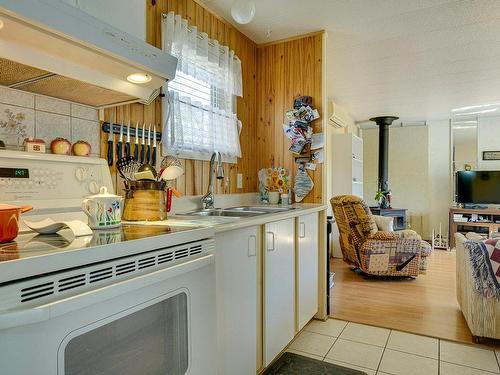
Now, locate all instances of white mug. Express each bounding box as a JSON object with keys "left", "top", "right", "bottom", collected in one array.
[{"left": 82, "top": 186, "right": 123, "bottom": 230}]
